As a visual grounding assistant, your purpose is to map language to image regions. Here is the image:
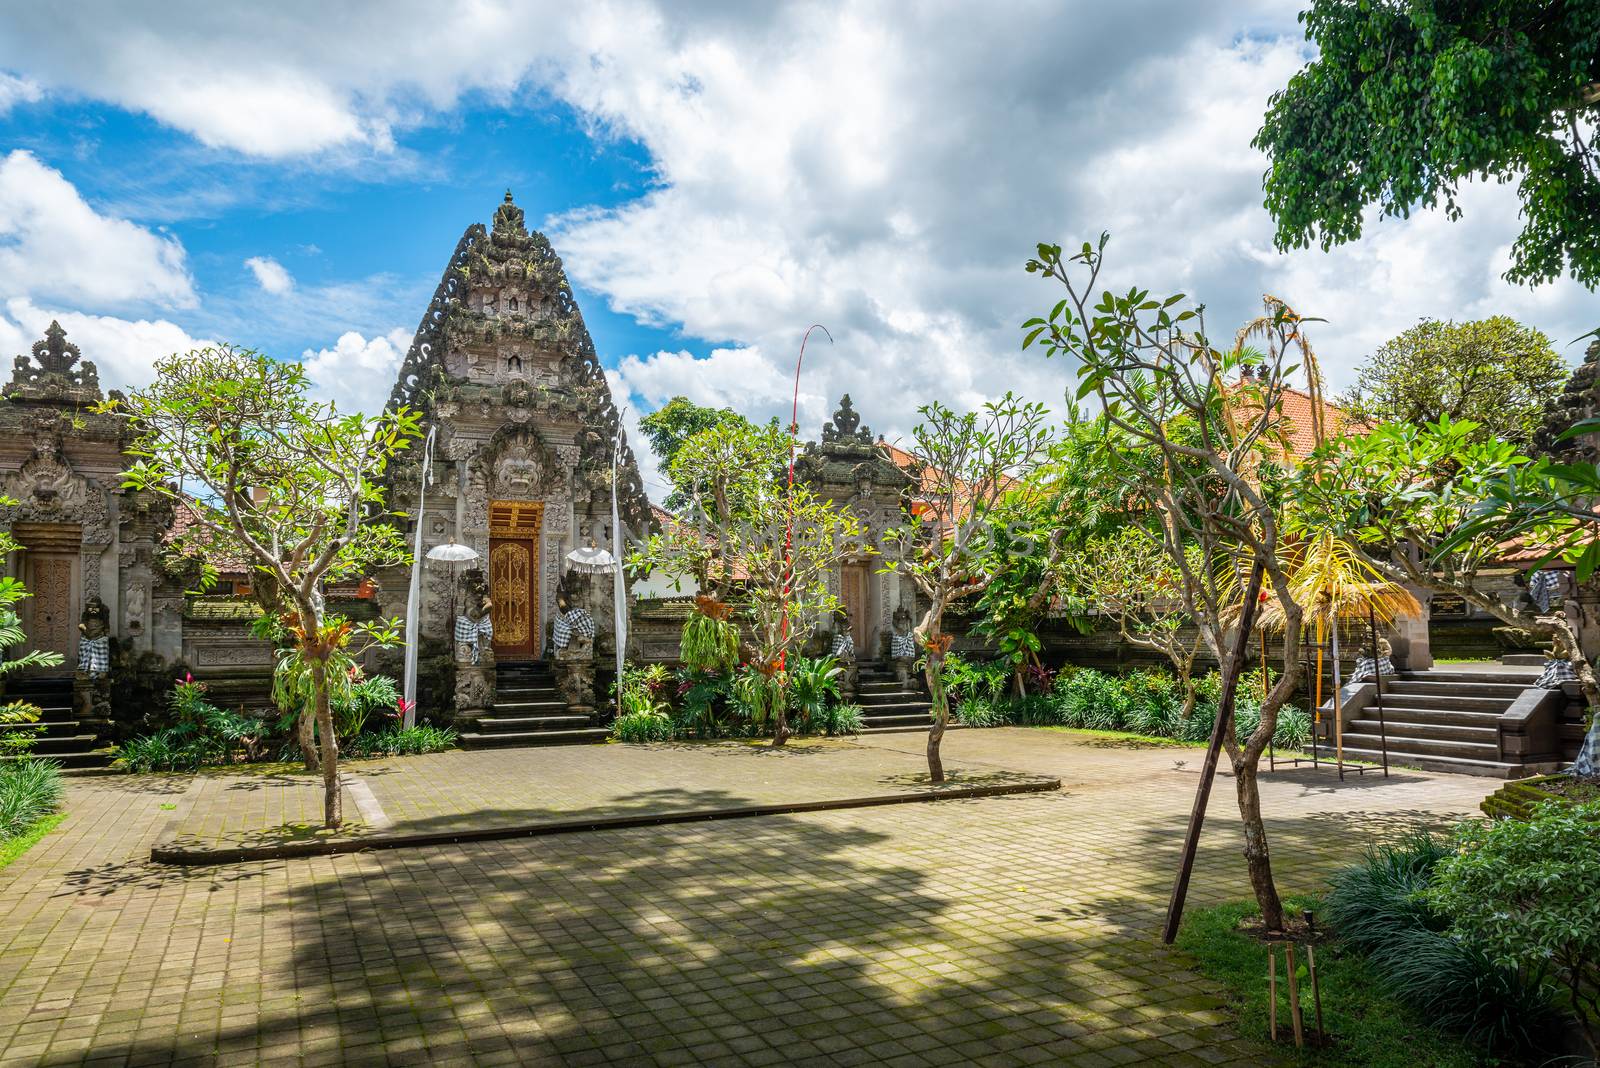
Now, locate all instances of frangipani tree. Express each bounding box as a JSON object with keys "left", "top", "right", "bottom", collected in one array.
[
  {"left": 106, "top": 346, "right": 418, "bottom": 828},
  {"left": 1024, "top": 233, "right": 1316, "bottom": 935},
  {"left": 882, "top": 394, "right": 1056, "bottom": 782},
  {"left": 633, "top": 420, "right": 866, "bottom": 745}
]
